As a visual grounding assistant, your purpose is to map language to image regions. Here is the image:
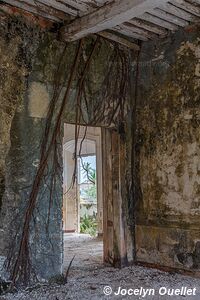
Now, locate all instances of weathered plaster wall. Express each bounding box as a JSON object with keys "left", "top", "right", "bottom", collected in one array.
[
  {"left": 0, "top": 17, "right": 41, "bottom": 255},
  {"left": 0, "top": 16, "right": 65, "bottom": 280},
  {"left": 0, "top": 13, "right": 124, "bottom": 282},
  {"left": 135, "top": 25, "right": 200, "bottom": 273},
  {"left": 1, "top": 10, "right": 200, "bottom": 282}
]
